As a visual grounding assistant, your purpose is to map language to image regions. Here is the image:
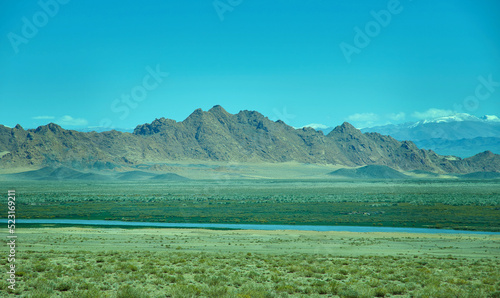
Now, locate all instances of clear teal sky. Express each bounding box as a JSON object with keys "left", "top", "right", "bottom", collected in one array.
[{"left": 1, "top": 0, "right": 499, "bottom": 130}]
